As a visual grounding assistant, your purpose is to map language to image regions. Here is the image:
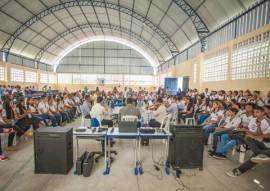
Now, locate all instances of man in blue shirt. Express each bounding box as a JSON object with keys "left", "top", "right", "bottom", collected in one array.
[{"left": 167, "top": 97, "right": 178, "bottom": 114}]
